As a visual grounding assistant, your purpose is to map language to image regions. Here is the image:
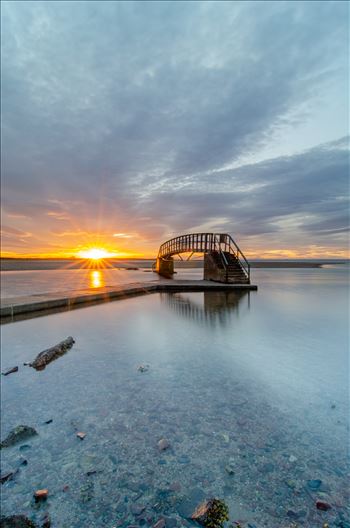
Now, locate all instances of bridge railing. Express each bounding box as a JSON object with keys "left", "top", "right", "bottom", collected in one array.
[{"left": 157, "top": 232, "right": 250, "bottom": 281}]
